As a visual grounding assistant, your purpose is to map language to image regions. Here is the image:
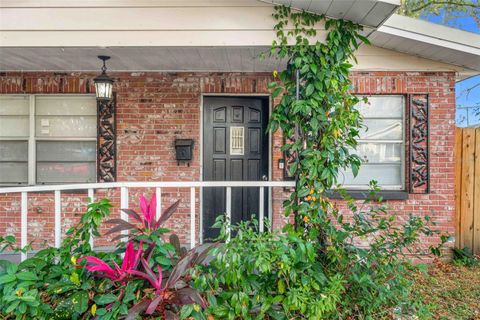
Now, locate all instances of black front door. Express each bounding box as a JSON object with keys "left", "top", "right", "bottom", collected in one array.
[{"left": 202, "top": 96, "right": 269, "bottom": 240}]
